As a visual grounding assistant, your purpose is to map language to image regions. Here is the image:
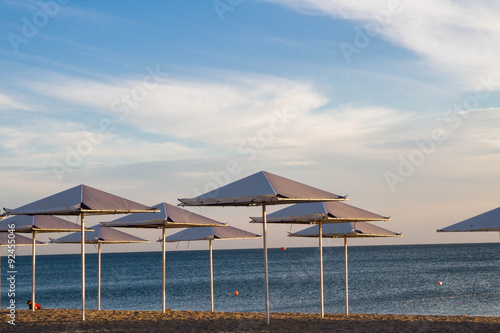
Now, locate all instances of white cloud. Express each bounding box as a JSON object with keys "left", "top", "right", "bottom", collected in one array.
[
  {"left": 0, "top": 93, "right": 31, "bottom": 111},
  {"left": 2, "top": 68, "right": 498, "bottom": 201},
  {"left": 21, "top": 71, "right": 329, "bottom": 145},
  {"left": 0, "top": 71, "right": 329, "bottom": 175},
  {"left": 260, "top": 0, "right": 500, "bottom": 88}
]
